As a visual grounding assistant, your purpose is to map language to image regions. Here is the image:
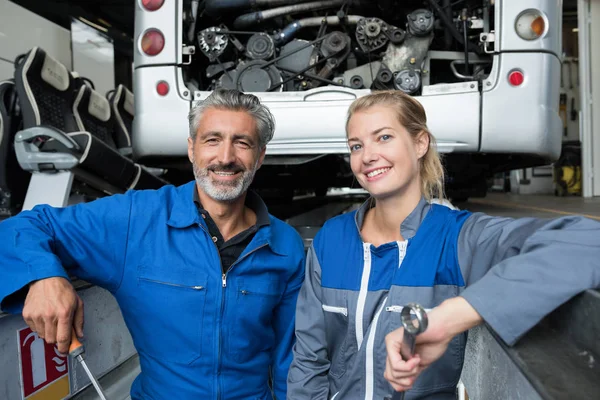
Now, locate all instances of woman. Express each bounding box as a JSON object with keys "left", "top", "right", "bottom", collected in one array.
[{"left": 286, "top": 90, "right": 600, "bottom": 400}]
